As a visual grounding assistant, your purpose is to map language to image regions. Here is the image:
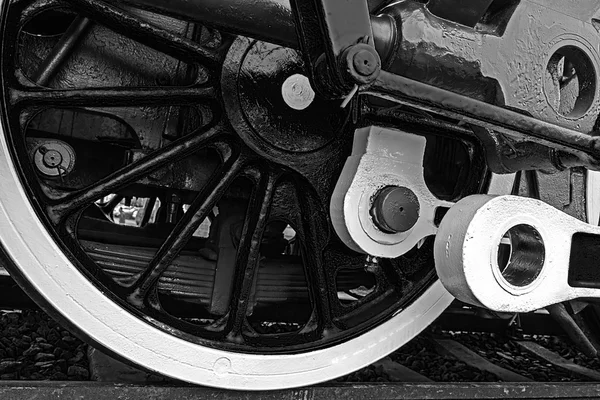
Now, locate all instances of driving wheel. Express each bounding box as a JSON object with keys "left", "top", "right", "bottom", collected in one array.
[{"left": 0, "top": 0, "right": 594, "bottom": 389}]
